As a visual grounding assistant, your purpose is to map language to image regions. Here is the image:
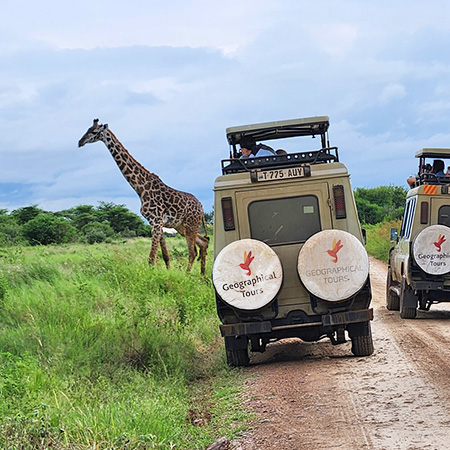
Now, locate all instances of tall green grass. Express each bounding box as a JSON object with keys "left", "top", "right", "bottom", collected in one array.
[
  {"left": 364, "top": 219, "right": 401, "bottom": 262},
  {"left": 0, "top": 237, "right": 248, "bottom": 449}
]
